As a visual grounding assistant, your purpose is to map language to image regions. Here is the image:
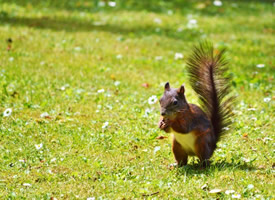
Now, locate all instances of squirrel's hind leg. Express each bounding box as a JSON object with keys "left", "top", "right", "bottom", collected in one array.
[
  {"left": 172, "top": 138, "right": 188, "bottom": 167},
  {"left": 195, "top": 131, "right": 215, "bottom": 167}
]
